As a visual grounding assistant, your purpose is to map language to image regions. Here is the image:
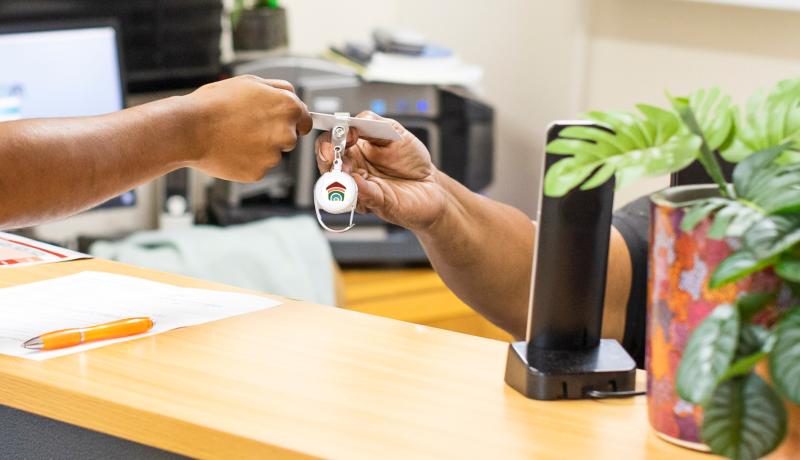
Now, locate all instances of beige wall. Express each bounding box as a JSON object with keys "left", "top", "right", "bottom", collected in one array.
[
  {"left": 394, "top": 0, "right": 584, "bottom": 217},
  {"left": 276, "top": 0, "right": 800, "bottom": 214},
  {"left": 585, "top": 0, "right": 800, "bottom": 208},
  {"left": 280, "top": 0, "right": 584, "bottom": 217}
]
